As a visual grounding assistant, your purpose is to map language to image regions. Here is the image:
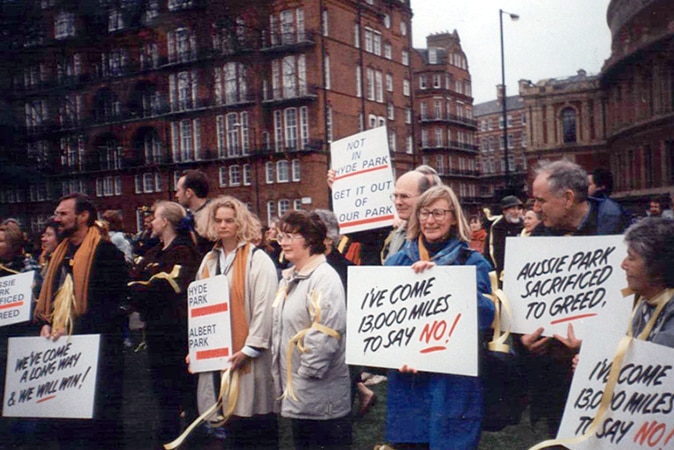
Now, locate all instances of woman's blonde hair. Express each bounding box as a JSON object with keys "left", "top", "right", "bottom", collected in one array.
[
  {"left": 406, "top": 185, "right": 471, "bottom": 243},
  {"left": 196, "top": 195, "right": 260, "bottom": 243}
]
